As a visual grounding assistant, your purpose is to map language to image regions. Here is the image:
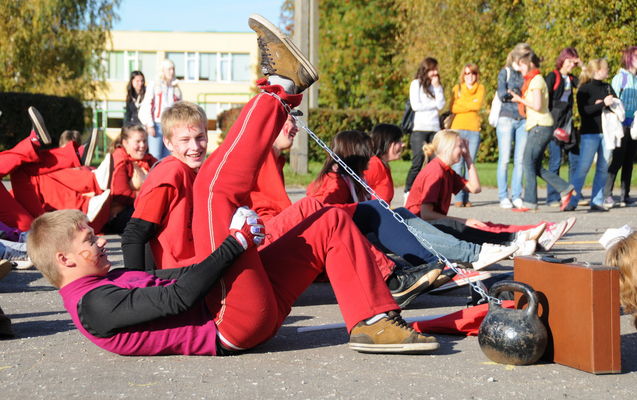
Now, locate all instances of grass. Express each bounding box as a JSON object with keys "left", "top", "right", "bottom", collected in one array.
[{"left": 284, "top": 160, "right": 637, "bottom": 189}]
